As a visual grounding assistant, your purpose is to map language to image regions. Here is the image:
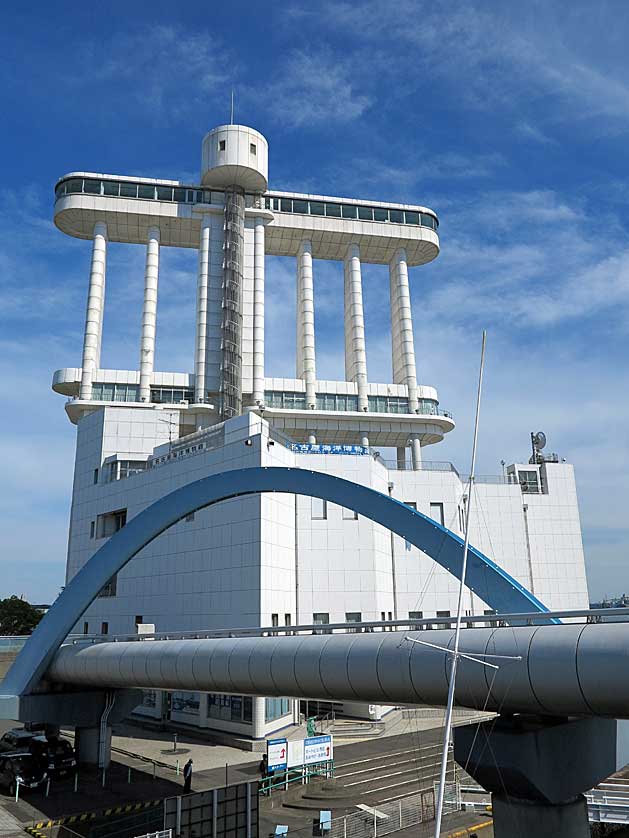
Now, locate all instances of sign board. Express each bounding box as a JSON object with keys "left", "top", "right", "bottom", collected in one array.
[
  {"left": 292, "top": 444, "right": 368, "bottom": 456},
  {"left": 303, "top": 735, "right": 333, "bottom": 764},
  {"left": 267, "top": 738, "right": 288, "bottom": 771},
  {"left": 287, "top": 738, "right": 305, "bottom": 768}
]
